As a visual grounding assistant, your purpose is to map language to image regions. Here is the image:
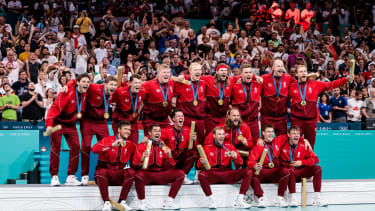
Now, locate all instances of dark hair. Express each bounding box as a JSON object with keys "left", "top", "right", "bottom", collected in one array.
[
  {"left": 319, "top": 93, "right": 330, "bottom": 104},
  {"left": 76, "top": 73, "right": 90, "bottom": 82},
  {"left": 105, "top": 75, "right": 117, "bottom": 84},
  {"left": 261, "top": 124, "right": 274, "bottom": 132},
  {"left": 19, "top": 69, "right": 27, "bottom": 76},
  {"left": 130, "top": 74, "right": 142, "bottom": 81},
  {"left": 118, "top": 121, "right": 131, "bottom": 129},
  {"left": 170, "top": 108, "right": 183, "bottom": 118},
  {"left": 148, "top": 124, "right": 160, "bottom": 132},
  {"left": 288, "top": 125, "right": 300, "bottom": 134}
]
